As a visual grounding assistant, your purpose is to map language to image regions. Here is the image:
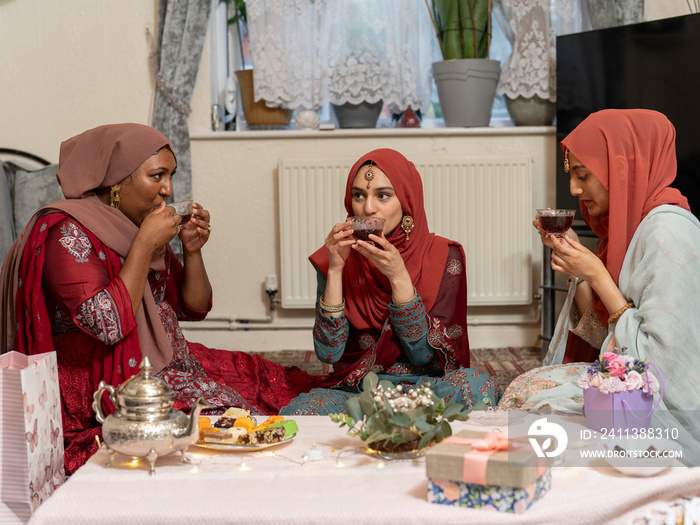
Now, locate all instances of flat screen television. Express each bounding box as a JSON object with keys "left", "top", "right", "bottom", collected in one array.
[{"left": 556, "top": 12, "right": 700, "bottom": 219}]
